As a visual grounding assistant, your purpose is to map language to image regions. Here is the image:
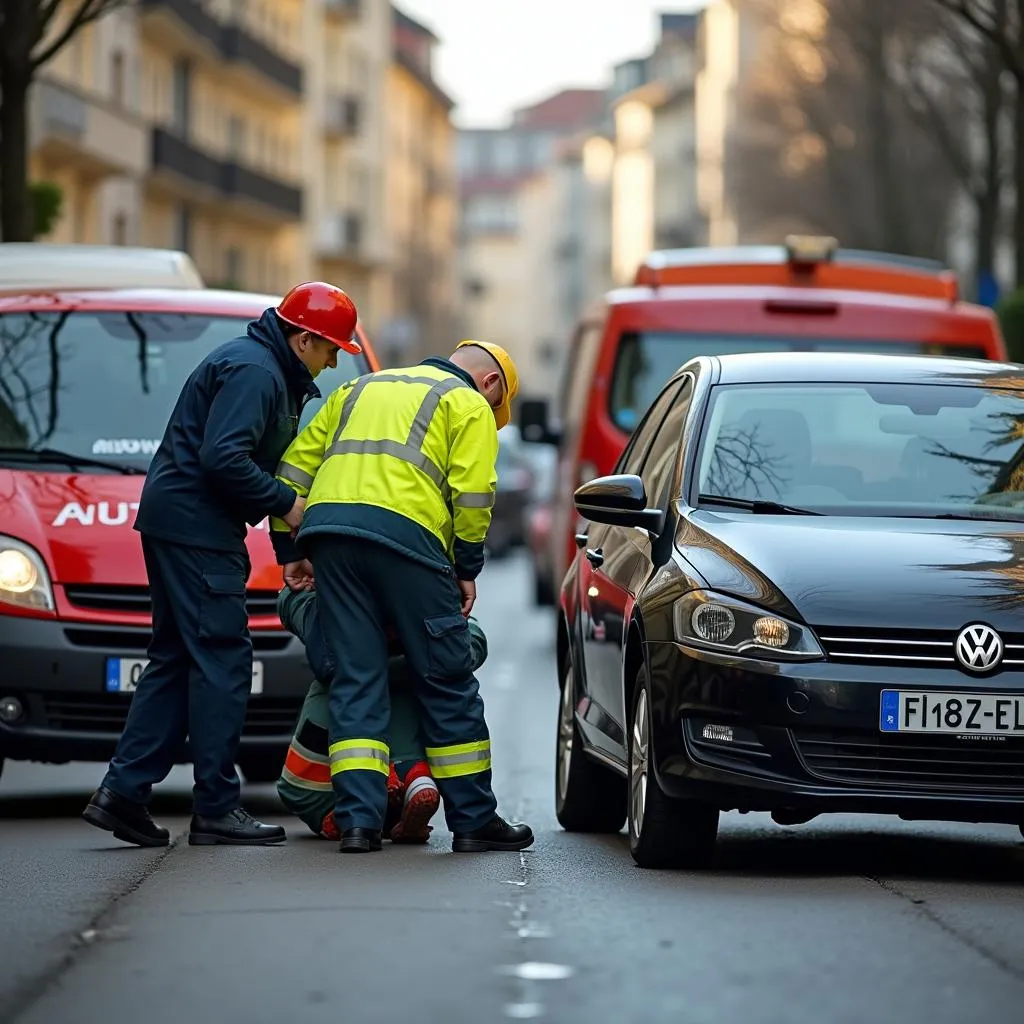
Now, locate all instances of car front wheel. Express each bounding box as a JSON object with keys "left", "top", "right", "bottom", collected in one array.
[
  {"left": 628, "top": 665, "right": 719, "bottom": 869},
  {"left": 555, "top": 655, "right": 627, "bottom": 833}
]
